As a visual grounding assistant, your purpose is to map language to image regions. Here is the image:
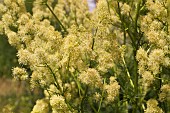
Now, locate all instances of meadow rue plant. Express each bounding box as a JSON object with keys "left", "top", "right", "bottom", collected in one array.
[{"left": 0, "top": 0, "right": 170, "bottom": 112}]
